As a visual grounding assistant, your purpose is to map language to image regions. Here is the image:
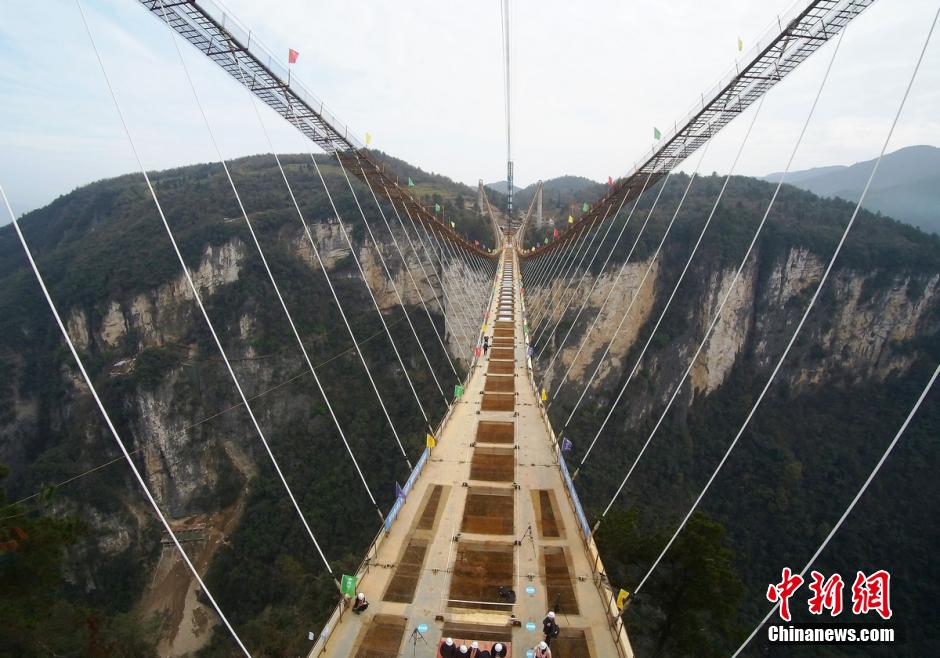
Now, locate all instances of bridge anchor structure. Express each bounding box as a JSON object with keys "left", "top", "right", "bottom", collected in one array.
[{"left": 310, "top": 245, "right": 632, "bottom": 657}]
